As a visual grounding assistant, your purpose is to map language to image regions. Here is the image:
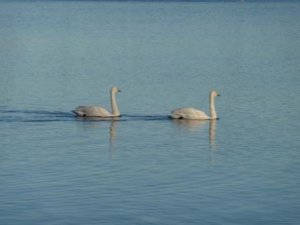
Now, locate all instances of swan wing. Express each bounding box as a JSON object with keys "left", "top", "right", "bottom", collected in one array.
[
  {"left": 73, "top": 106, "right": 112, "bottom": 117},
  {"left": 171, "top": 108, "right": 210, "bottom": 120}
]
